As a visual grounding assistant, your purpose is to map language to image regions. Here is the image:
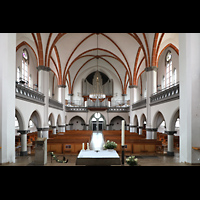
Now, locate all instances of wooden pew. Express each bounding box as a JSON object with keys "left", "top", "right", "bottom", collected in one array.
[{"left": 47, "top": 130, "right": 93, "bottom": 154}]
